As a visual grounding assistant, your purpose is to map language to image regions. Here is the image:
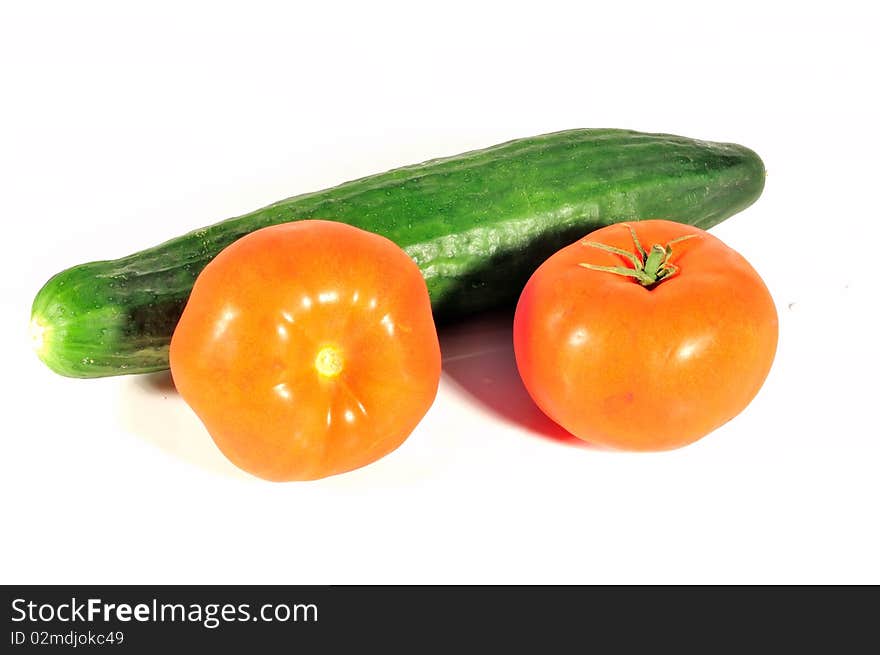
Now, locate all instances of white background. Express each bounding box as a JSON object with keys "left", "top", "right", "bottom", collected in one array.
[{"left": 1, "top": 1, "right": 877, "bottom": 584}]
